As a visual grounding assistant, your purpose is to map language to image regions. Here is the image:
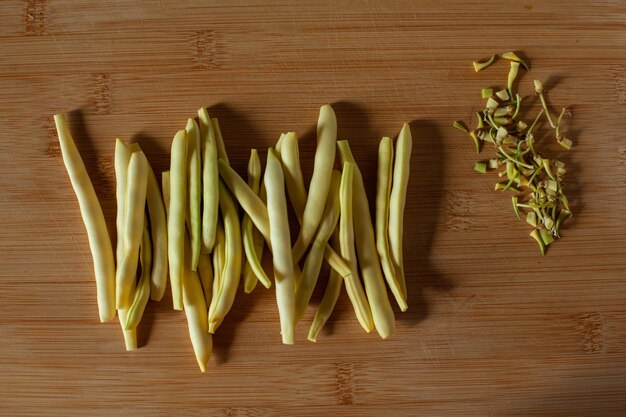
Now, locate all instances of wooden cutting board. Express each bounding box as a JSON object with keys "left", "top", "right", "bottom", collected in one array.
[{"left": 2, "top": 1, "right": 626, "bottom": 415}]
